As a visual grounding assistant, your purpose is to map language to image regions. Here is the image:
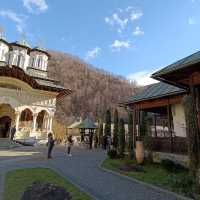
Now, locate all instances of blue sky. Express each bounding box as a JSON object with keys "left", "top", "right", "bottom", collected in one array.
[{"left": 0, "top": 0, "right": 200, "bottom": 85}]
